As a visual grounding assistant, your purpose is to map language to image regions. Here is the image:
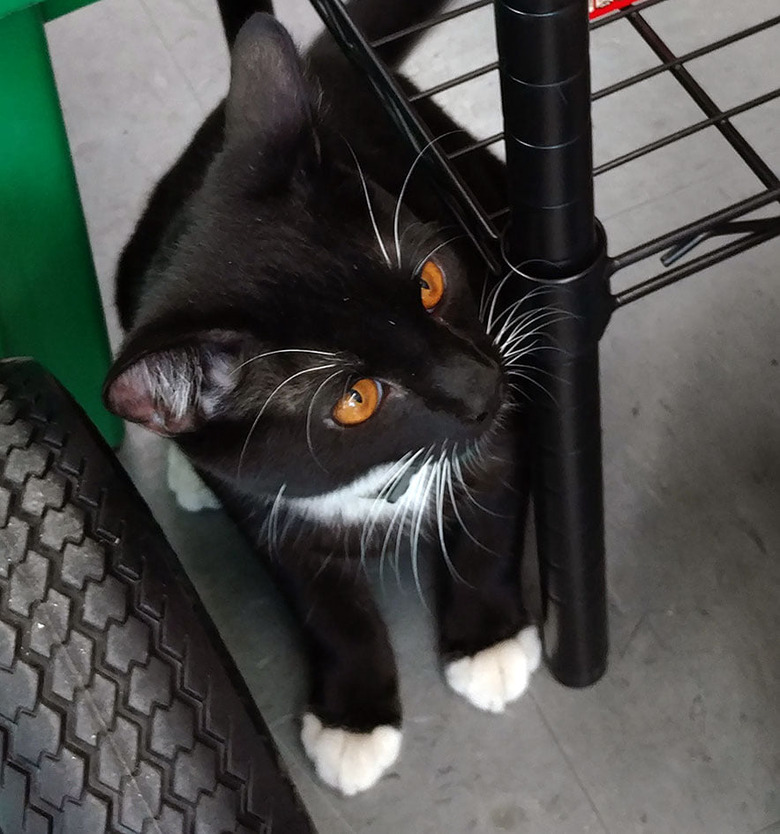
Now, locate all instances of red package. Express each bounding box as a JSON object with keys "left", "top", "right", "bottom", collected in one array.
[{"left": 589, "top": 0, "right": 636, "bottom": 19}]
